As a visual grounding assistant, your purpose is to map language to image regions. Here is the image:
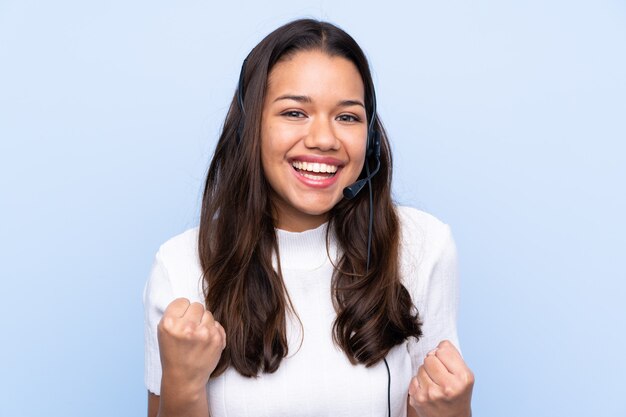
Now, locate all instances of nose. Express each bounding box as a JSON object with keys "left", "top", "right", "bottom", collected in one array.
[{"left": 303, "top": 116, "right": 340, "bottom": 151}]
